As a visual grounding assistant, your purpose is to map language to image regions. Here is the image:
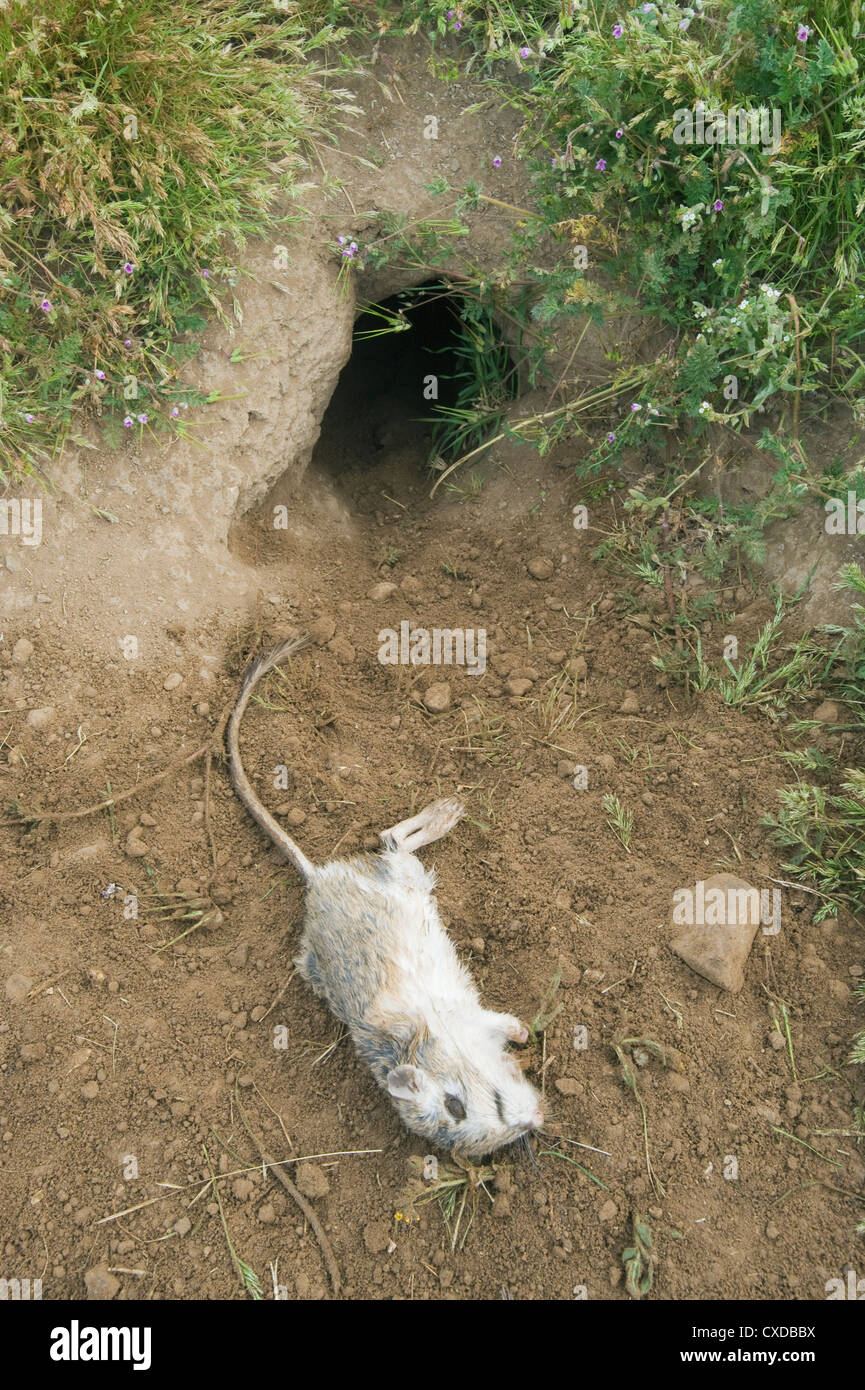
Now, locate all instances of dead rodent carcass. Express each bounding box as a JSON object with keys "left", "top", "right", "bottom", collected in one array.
[{"left": 226, "top": 637, "right": 544, "bottom": 1159}]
